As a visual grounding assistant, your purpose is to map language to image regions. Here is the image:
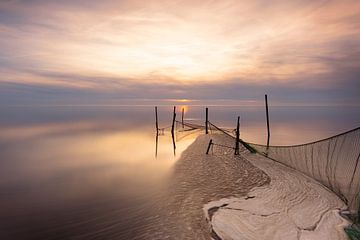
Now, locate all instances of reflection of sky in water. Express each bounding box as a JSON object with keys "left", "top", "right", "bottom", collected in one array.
[{"left": 0, "top": 105, "right": 359, "bottom": 238}]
